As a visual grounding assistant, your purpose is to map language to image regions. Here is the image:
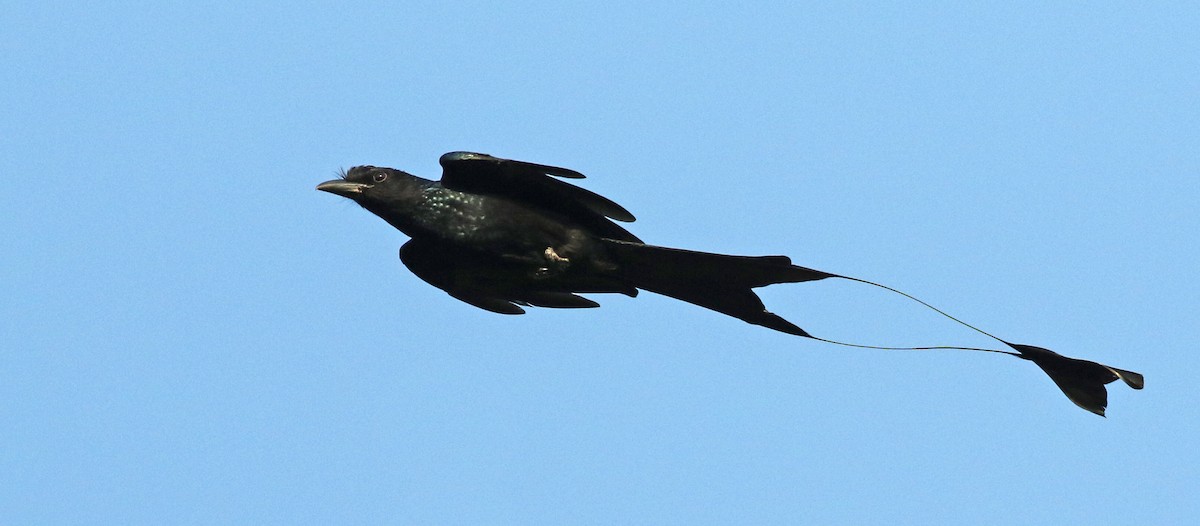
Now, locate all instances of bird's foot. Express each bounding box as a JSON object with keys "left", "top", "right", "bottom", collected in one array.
[
  {"left": 544, "top": 246, "right": 570, "bottom": 265},
  {"left": 533, "top": 247, "right": 570, "bottom": 279}
]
